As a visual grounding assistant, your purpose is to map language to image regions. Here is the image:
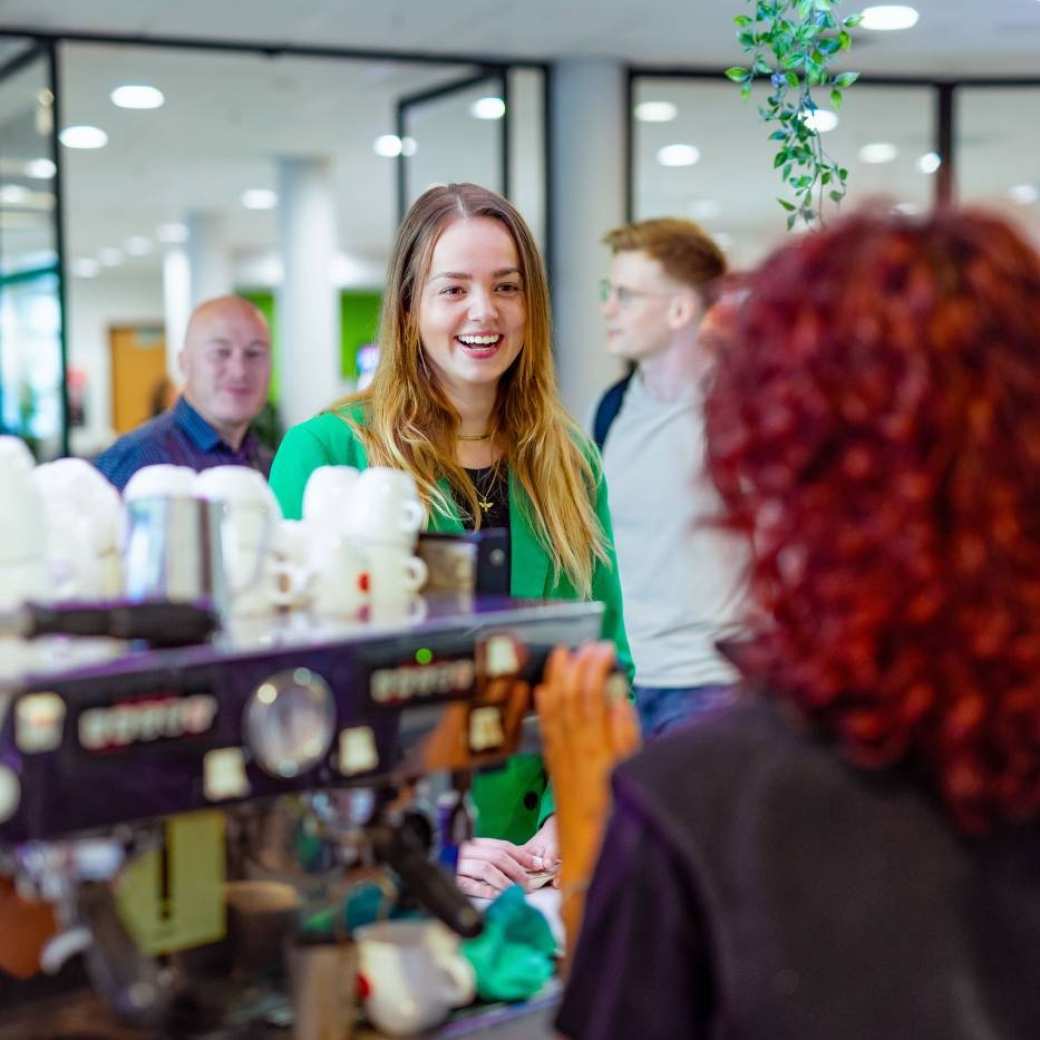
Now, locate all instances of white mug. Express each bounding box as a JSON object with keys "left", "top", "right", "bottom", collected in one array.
[
  {"left": 346, "top": 467, "right": 425, "bottom": 548},
  {"left": 0, "top": 437, "right": 47, "bottom": 605},
  {"left": 302, "top": 465, "right": 360, "bottom": 530},
  {"left": 307, "top": 527, "right": 368, "bottom": 617},
  {"left": 123, "top": 463, "right": 197, "bottom": 501},
  {"left": 363, "top": 545, "right": 427, "bottom": 604},
  {"left": 356, "top": 920, "right": 475, "bottom": 1037},
  {"left": 33, "top": 459, "right": 125, "bottom": 600}
]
